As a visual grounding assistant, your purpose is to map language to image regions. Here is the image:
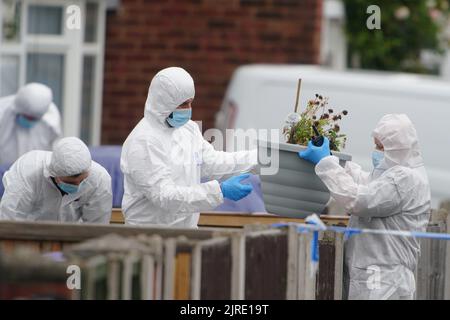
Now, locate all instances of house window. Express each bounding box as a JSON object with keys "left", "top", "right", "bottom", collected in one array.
[
  {"left": 26, "top": 53, "right": 65, "bottom": 112},
  {"left": 0, "top": 54, "right": 19, "bottom": 95},
  {"left": 84, "top": 1, "right": 98, "bottom": 43},
  {"left": 80, "top": 55, "right": 95, "bottom": 143},
  {"left": 1, "top": 0, "right": 21, "bottom": 42},
  {"left": 0, "top": 0, "right": 107, "bottom": 145},
  {"left": 27, "top": 5, "right": 63, "bottom": 35}
]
